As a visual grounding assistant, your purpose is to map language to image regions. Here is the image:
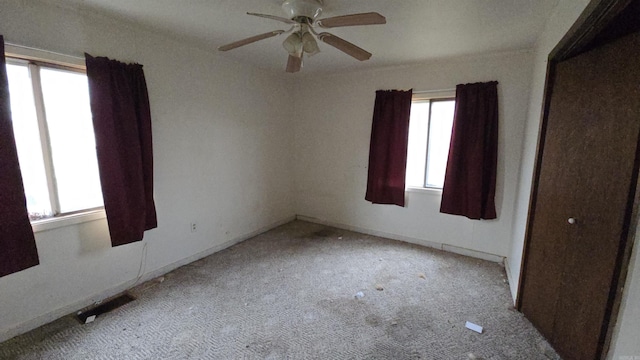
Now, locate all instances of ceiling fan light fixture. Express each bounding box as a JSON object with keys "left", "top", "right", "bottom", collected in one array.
[
  {"left": 283, "top": 33, "right": 303, "bottom": 56},
  {"left": 301, "top": 32, "right": 320, "bottom": 55}
]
